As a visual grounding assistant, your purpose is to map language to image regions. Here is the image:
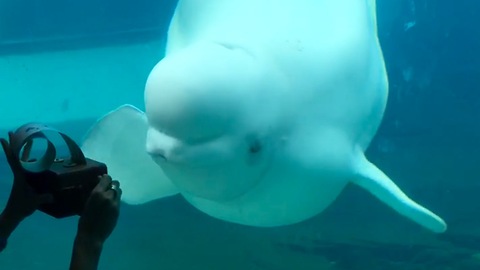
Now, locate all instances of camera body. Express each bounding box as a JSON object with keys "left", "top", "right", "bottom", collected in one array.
[
  {"left": 25, "top": 158, "right": 107, "bottom": 218},
  {"left": 9, "top": 123, "right": 108, "bottom": 218}
]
